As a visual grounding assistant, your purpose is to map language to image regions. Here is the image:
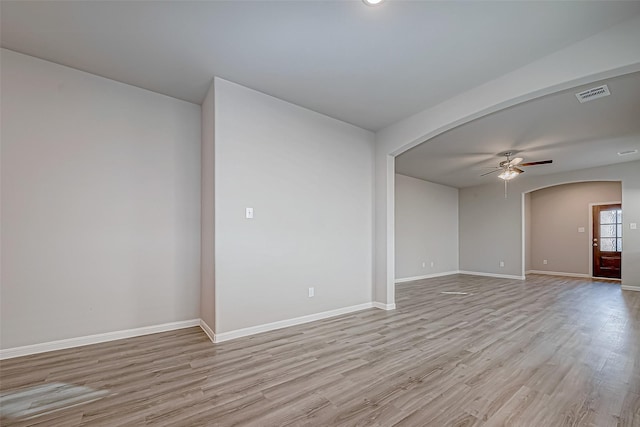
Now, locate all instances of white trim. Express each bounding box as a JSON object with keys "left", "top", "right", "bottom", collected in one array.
[
  {"left": 213, "top": 303, "right": 375, "bottom": 343},
  {"left": 373, "top": 302, "right": 397, "bottom": 310},
  {"left": 458, "top": 270, "right": 525, "bottom": 280},
  {"left": 199, "top": 319, "right": 215, "bottom": 343},
  {"left": 395, "top": 271, "right": 458, "bottom": 283},
  {"left": 525, "top": 270, "right": 590, "bottom": 278},
  {"left": 0, "top": 319, "right": 200, "bottom": 360},
  {"left": 621, "top": 285, "right": 640, "bottom": 292}
]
